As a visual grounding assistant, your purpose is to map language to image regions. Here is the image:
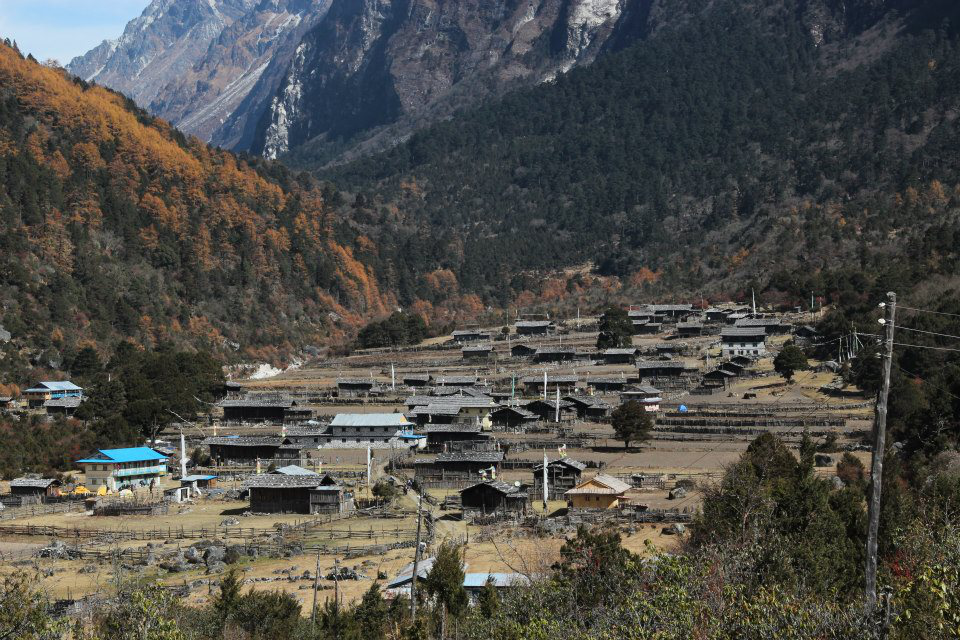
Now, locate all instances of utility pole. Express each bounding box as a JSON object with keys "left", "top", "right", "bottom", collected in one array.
[
  {"left": 310, "top": 546, "right": 321, "bottom": 625},
  {"left": 865, "top": 291, "right": 896, "bottom": 615},
  {"left": 410, "top": 492, "right": 423, "bottom": 619}
]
